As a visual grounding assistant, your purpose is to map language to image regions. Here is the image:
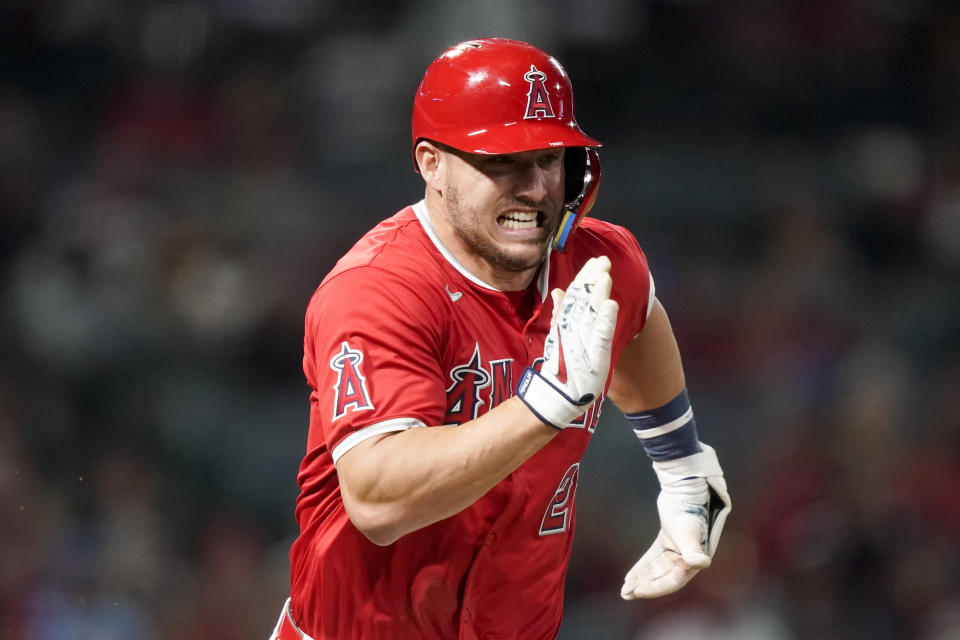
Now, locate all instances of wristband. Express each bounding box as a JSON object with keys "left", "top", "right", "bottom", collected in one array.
[{"left": 625, "top": 388, "right": 701, "bottom": 461}]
